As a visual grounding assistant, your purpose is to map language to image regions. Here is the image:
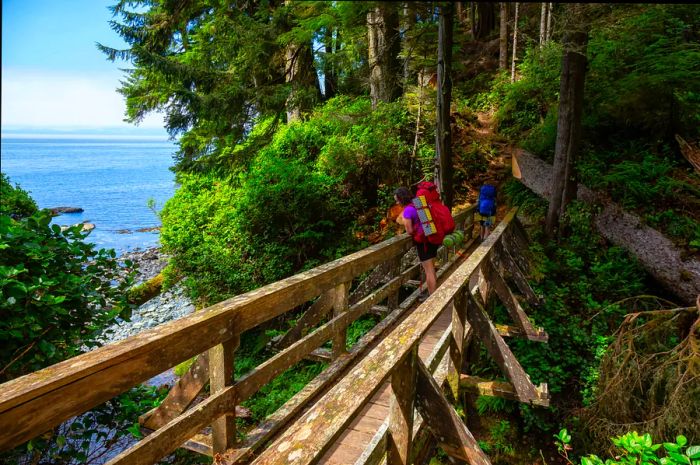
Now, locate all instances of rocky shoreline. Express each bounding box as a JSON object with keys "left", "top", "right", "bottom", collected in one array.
[{"left": 99, "top": 248, "right": 195, "bottom": 345}]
